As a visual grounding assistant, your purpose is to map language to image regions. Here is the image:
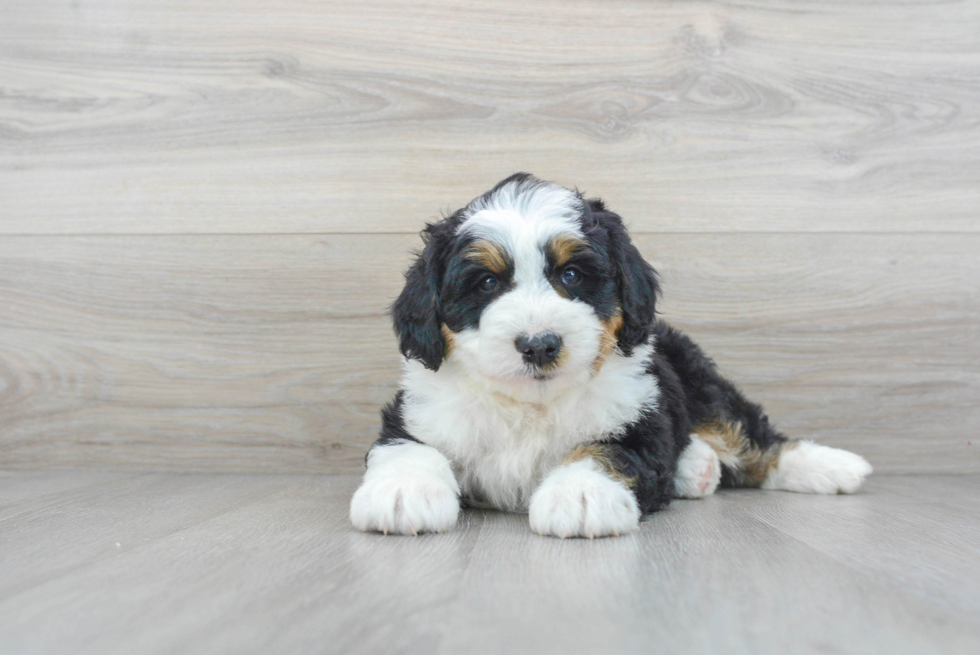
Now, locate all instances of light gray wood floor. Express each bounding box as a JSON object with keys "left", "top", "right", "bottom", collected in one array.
[{"left": 1, "top": 472, "right": 978, "bottom": 654}]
